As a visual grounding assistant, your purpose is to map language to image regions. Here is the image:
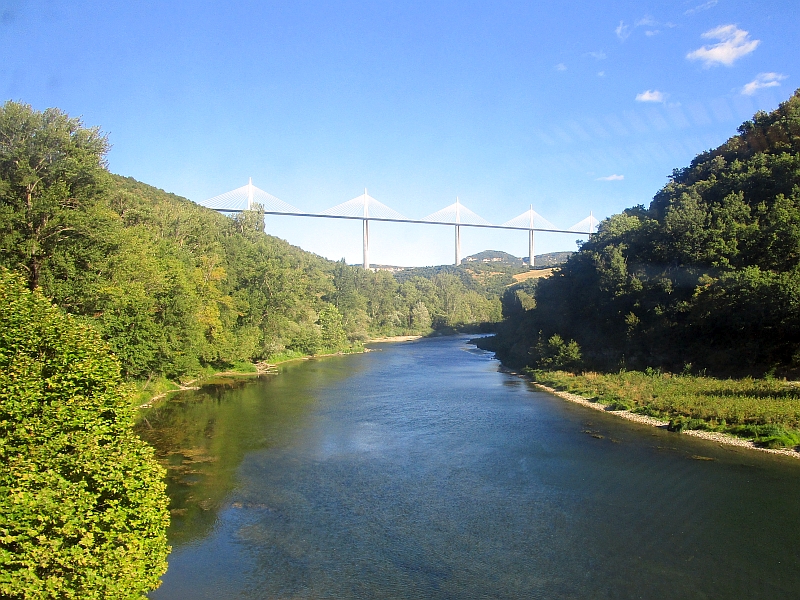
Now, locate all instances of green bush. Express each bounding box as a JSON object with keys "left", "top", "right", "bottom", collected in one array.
[
  {"left": 318, "top": 305, "right": 347, "bottom": 352},
  {"left": 667, "top": 416, "right": 707, "bottom": 432},
  {"left": 729, "top": 423, "right": 800, "bottom": 449},
  {"left": 605, "top": 399, "right": 633, "bottom": 411},
  {"left": 231, "top": 360, "right": 257, "bottom": 373},
  {"left": 0, "top": 269, "right": 169, "bottom": 598},
  {"left": 534, "top": 334, "right": 583, "bottom": 371}
]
